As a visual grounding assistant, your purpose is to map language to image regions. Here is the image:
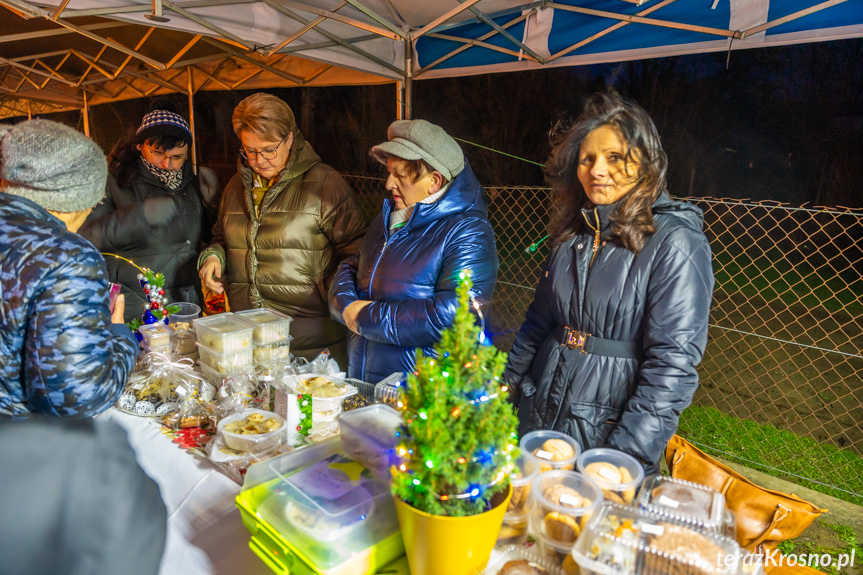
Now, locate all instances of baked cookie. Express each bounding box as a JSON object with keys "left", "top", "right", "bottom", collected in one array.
[
  {"left": 544, "top": 484, "right": 586, "bottom": 507},
  {"left": 544, "top": 511, "right": 581, "bottom": 544},
  {"left": 500, "top": 559, "right": 548, "bottom": 575}
]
